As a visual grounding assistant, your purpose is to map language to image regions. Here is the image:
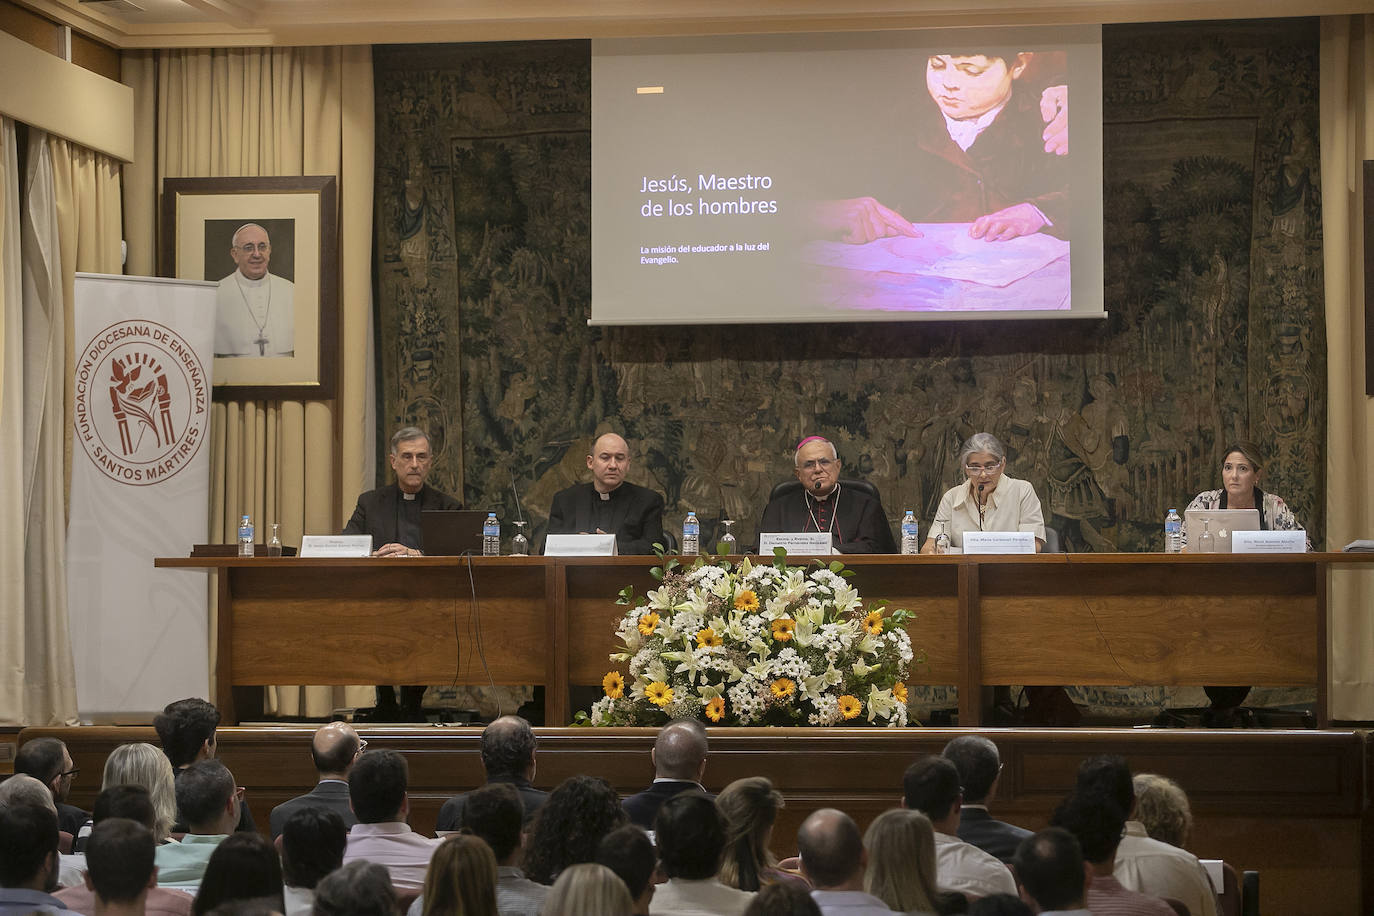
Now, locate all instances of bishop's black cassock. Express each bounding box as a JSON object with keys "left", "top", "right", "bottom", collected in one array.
[{"left": 757, "top": 483, "right": 896, "bottom": 554}]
